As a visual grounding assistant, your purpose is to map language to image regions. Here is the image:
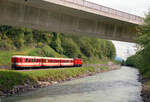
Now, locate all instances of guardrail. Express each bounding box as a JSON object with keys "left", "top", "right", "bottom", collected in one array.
[{"left": 61, "top": 0, "right": 143, "bottom": 24}]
